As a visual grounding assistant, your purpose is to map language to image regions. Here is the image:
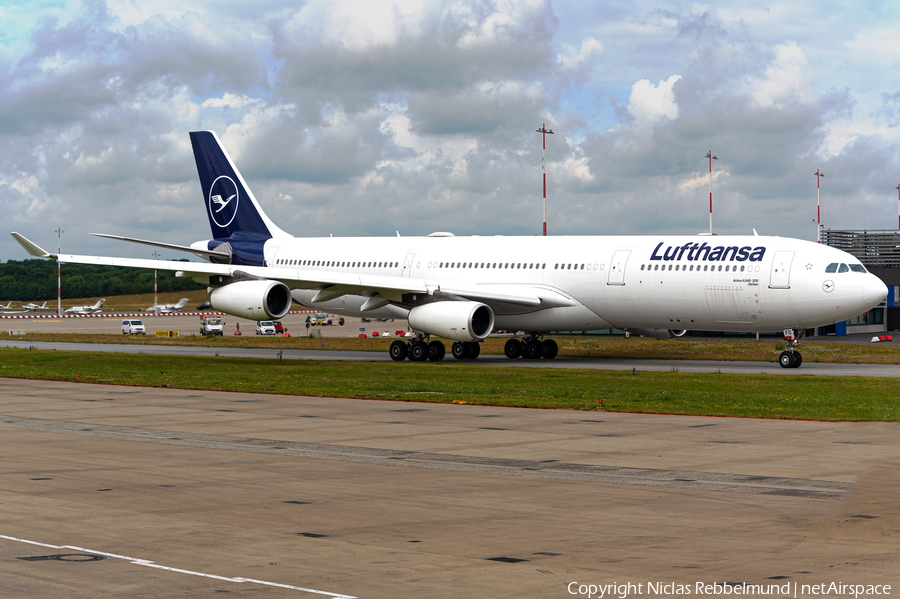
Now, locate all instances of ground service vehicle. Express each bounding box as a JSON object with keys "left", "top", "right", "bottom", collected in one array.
[
  {"left": 311, "top": 312, "right": 343, "bottom": 325},
  {"left": 272, "top": 321, "right": 285, "bottom": 334},
  {"left": 199, "top": 315, "right": 224, "bottom": 336},
  {"left": 121, "top": 320, "right": 146, "bottom": 335}
]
